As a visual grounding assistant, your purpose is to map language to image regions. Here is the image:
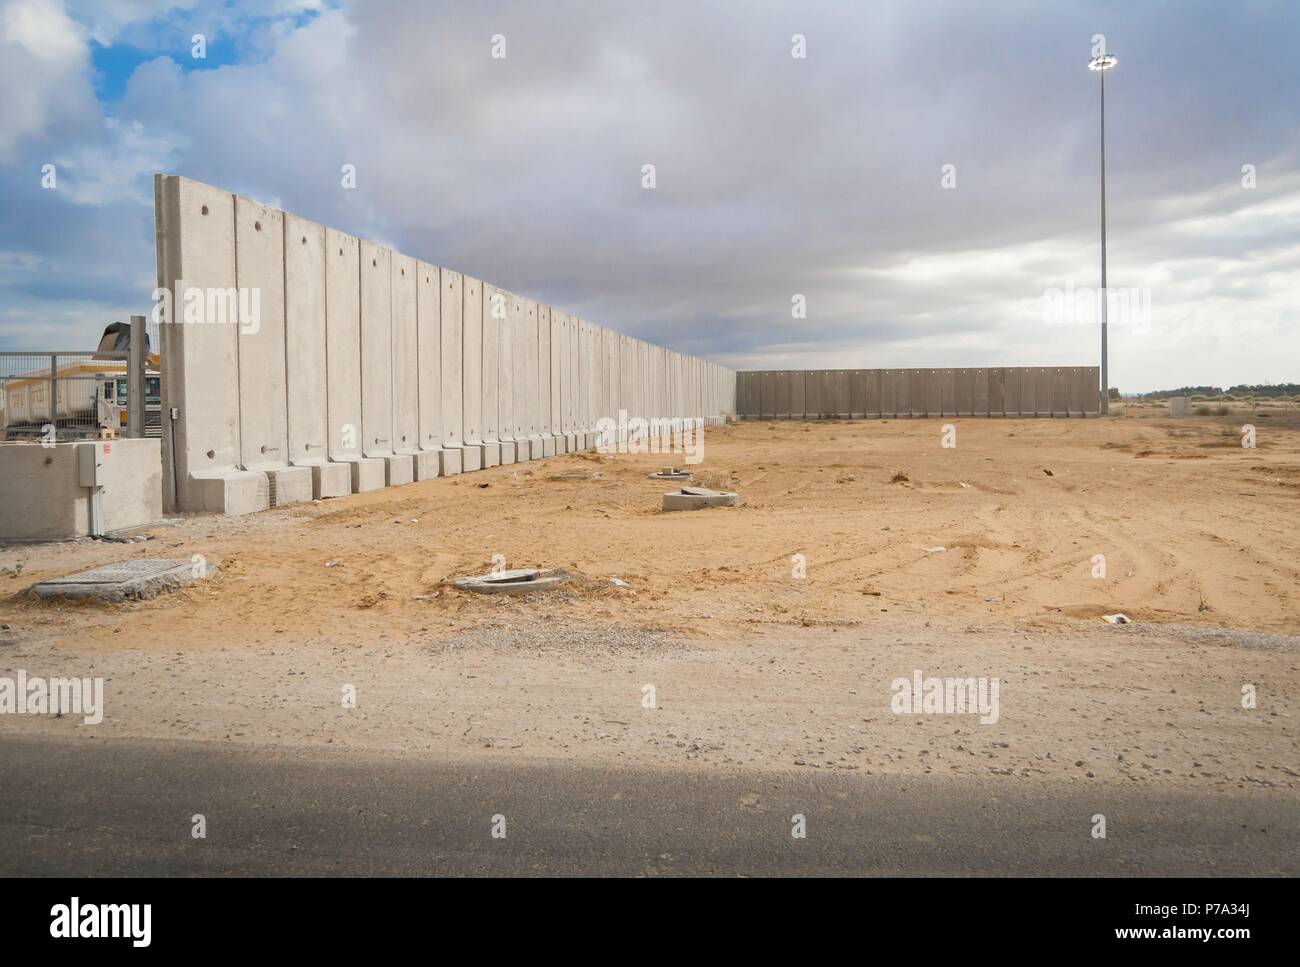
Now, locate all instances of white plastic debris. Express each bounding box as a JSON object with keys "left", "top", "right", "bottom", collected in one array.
[
  {"left": 1102, "top": 613, "right": 1131, "bottom": 624},
  {"left": 926, "top": 546, "right": 946, "bottom": 554},
  {"left": 609, "top": 577, "right": 630, "bottom": 588}
]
